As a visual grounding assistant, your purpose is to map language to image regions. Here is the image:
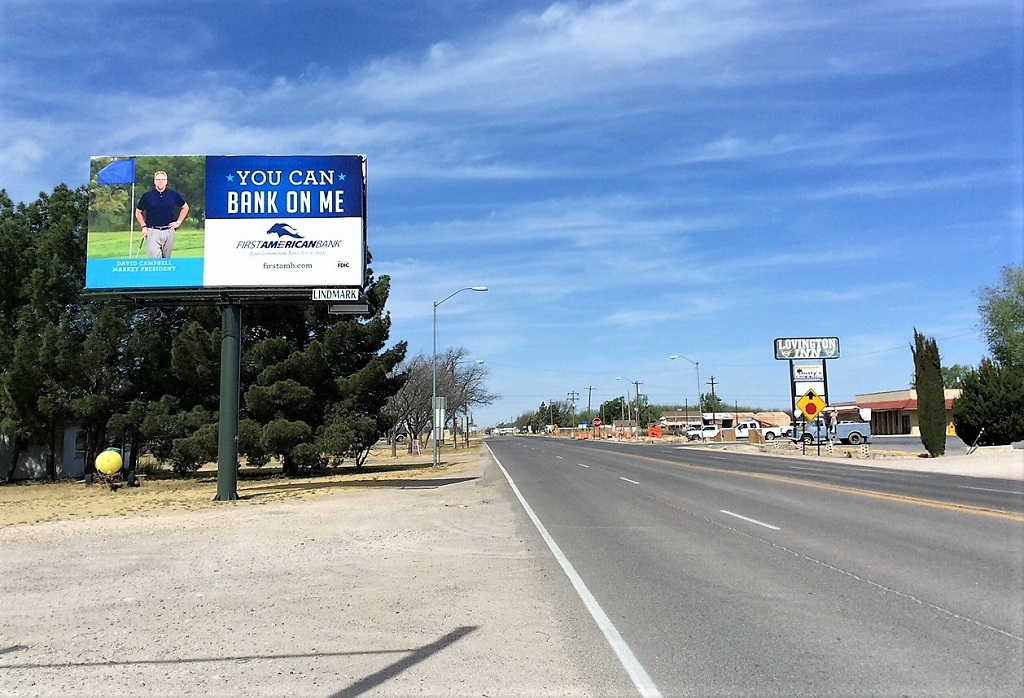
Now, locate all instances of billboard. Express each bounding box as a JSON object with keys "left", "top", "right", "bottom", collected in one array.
[{"left": 87, "top": 155, "right": 366, "bottom": 294}]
